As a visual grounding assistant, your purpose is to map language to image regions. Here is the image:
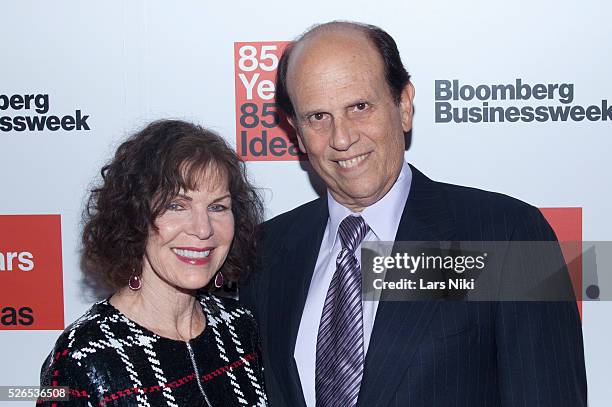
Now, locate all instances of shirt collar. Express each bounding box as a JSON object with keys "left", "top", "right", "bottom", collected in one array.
[{"left": 326, "top": 161, "right": 412, "bottom": 250}]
